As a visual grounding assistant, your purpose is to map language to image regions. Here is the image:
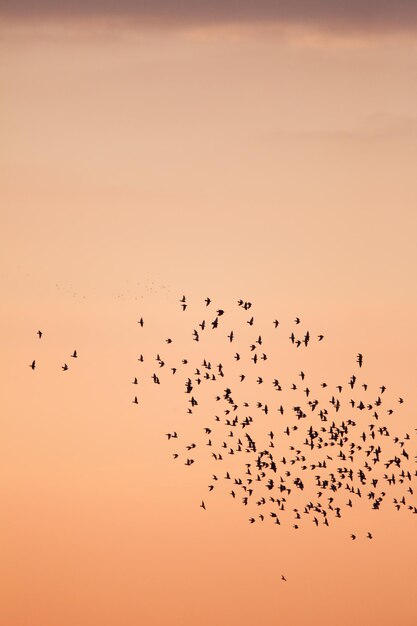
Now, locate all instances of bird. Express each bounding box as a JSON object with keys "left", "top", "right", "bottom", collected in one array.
[
  {"left": 281, "top": 575, "right": 287, "bottom": 582},
  {"left": 30, "top": 360, "right": 36, "bottom": 370},
  {"left": 71, "top": 350, "right": 78, "bottom": 358},
  {"left": 37, "top": 330, "right": 42, "bottom": 339},
  {"left": 138, "top": 318, "right": 144, "bottom": 327},
  {"left": 62, "top": 363, "right": 69, "bottom": 371}
]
